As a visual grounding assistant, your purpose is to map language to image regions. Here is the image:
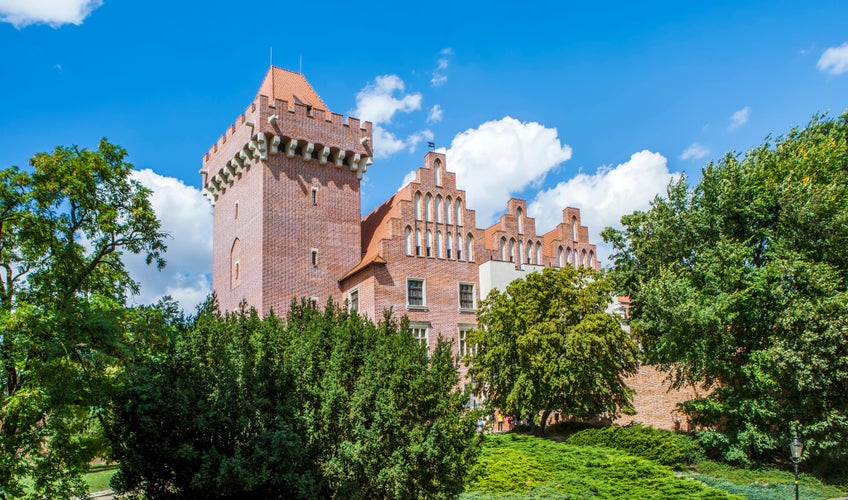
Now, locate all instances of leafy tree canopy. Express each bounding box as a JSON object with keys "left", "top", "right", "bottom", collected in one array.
[
  {"left": 602, "top": 113, "right": 848, "bottom": 466},
  {"left": 110, "top": 299, "right": 481, "bottom": 499},
  {"left": 0, "top": 140, "right": 166, "bottom": 498},
  {"left": 467, "top": 266, "right": 638, "bottom": 435}
]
